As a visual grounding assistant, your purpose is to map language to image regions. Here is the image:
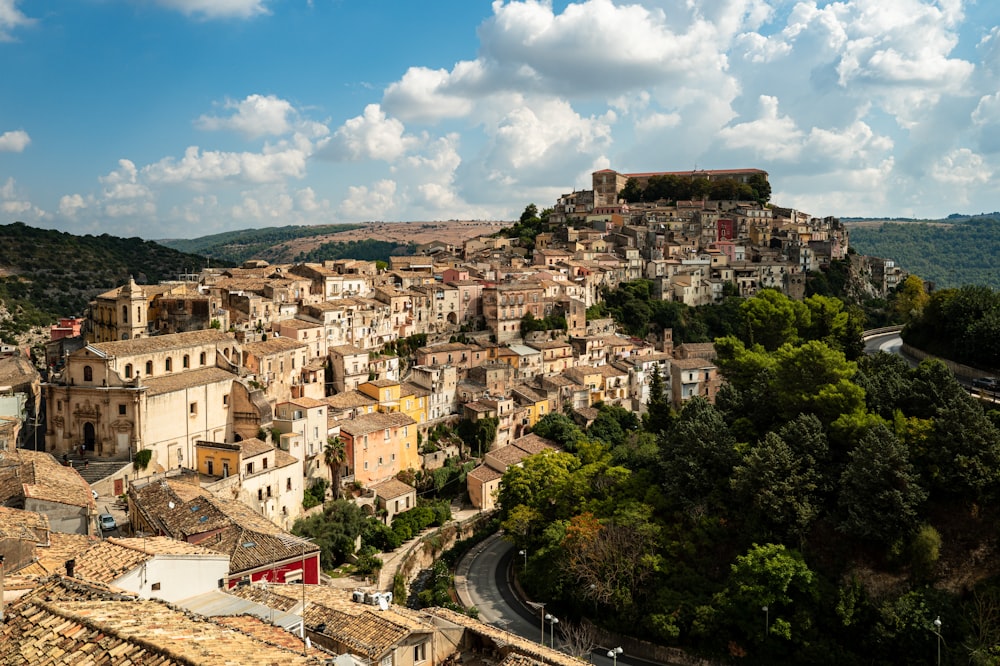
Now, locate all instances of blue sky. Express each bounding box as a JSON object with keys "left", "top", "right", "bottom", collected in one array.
[{"left": 1, "top": 0, "right": 998, "bottom": 240}]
